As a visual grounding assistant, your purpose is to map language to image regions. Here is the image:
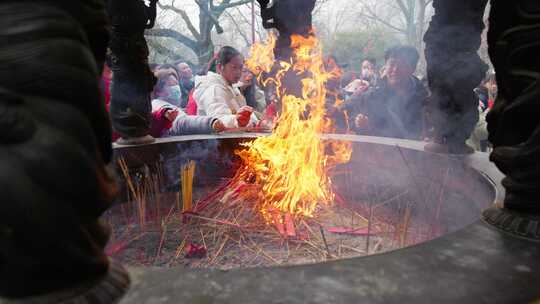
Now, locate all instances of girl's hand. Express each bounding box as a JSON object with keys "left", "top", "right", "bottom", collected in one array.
[
  {"left": 236, "top": 106, "right": 253, "bottom": 127},
  {"left": 212, "top": 119, "right": 225, "bottom": 132},
  {"left": 164, "top": 109, "right": 179, "bottom": 122}
]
